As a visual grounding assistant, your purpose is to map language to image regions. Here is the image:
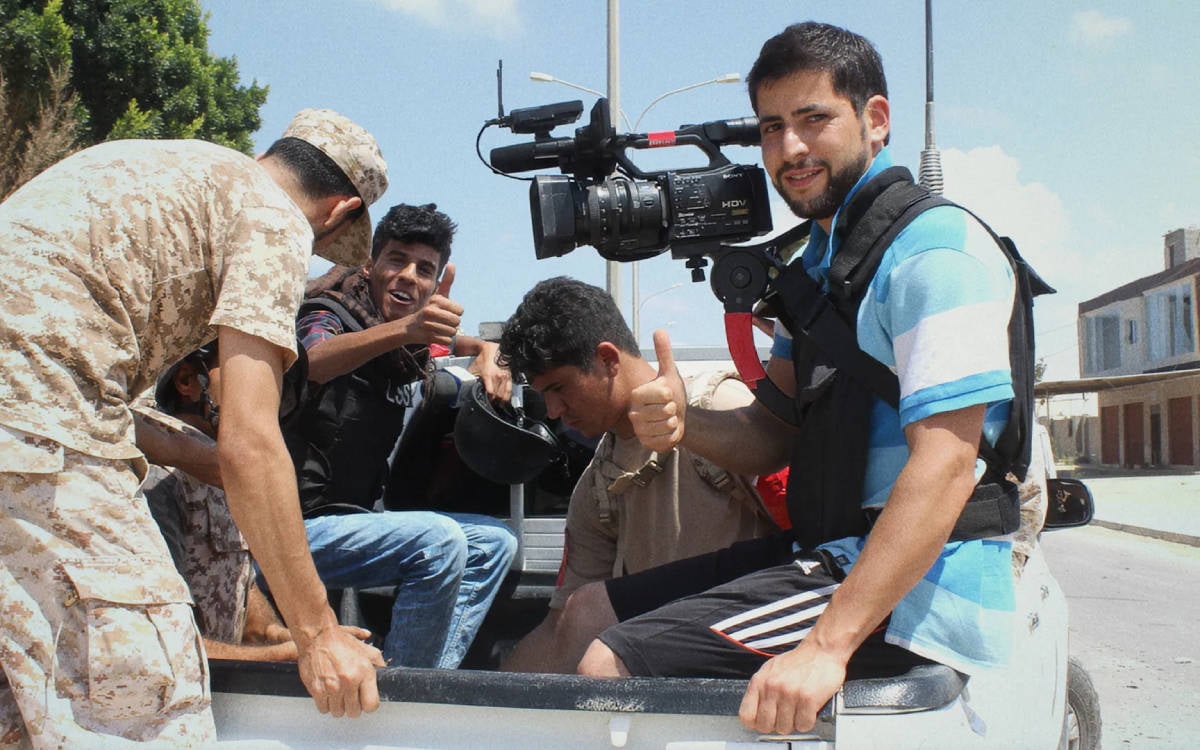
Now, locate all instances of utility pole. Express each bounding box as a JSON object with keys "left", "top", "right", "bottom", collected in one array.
[{"left": 605, "top": 0, "right": 622, "bottom": 304}]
